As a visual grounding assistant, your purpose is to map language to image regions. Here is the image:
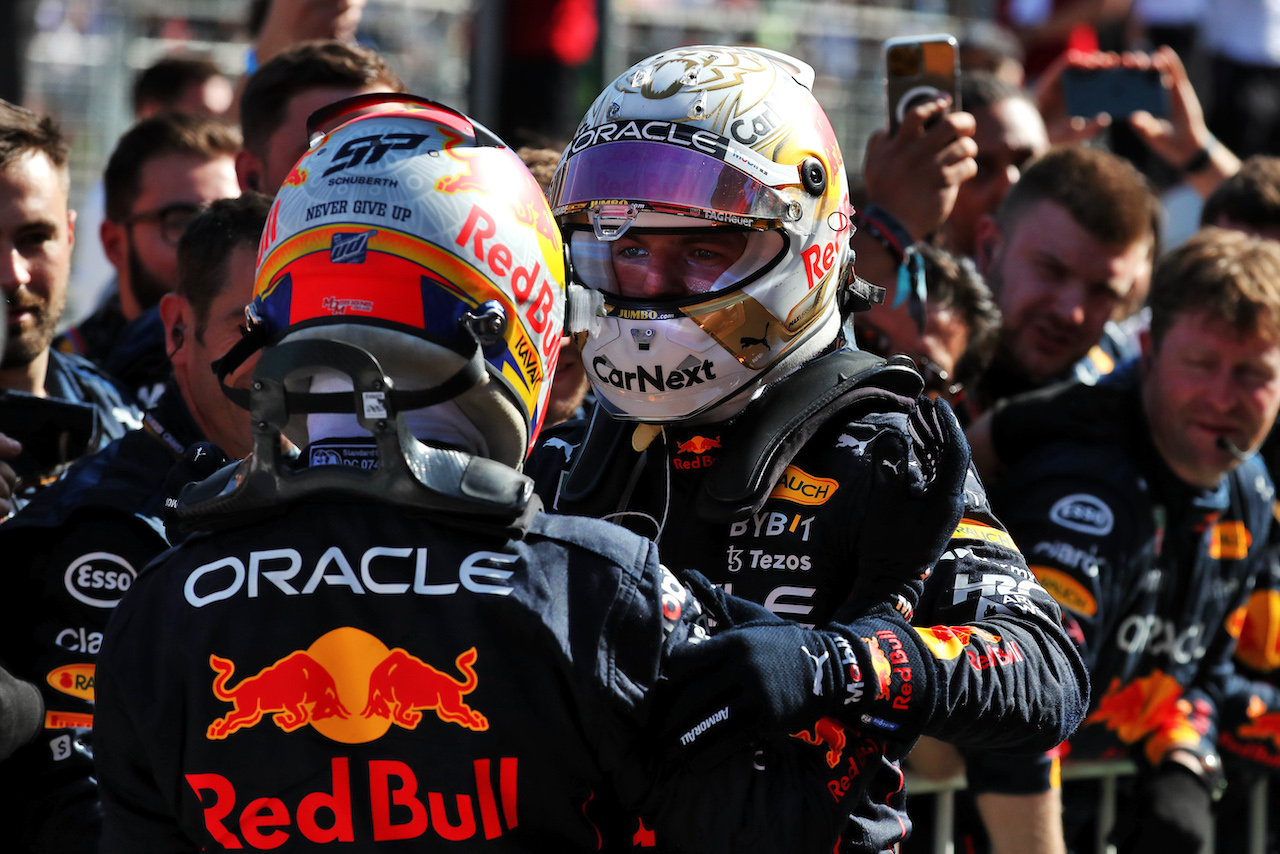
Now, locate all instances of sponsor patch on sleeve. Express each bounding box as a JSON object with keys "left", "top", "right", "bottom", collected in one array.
[
  {"left": 950, "top": 519, "right": 1019, "bottom": 552},
  {"left": 1029, "top": 566, "right": 1098, "bottom": 617}
]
